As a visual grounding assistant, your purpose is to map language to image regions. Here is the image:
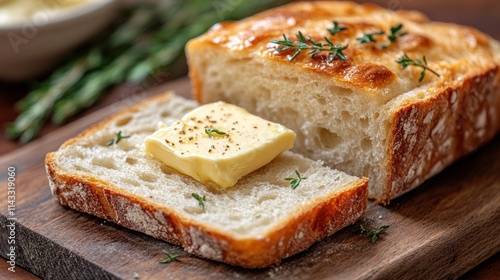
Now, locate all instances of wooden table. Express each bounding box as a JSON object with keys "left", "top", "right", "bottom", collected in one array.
[{"left": 1, "top": 0, "right": 499, "bottom": 279}]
